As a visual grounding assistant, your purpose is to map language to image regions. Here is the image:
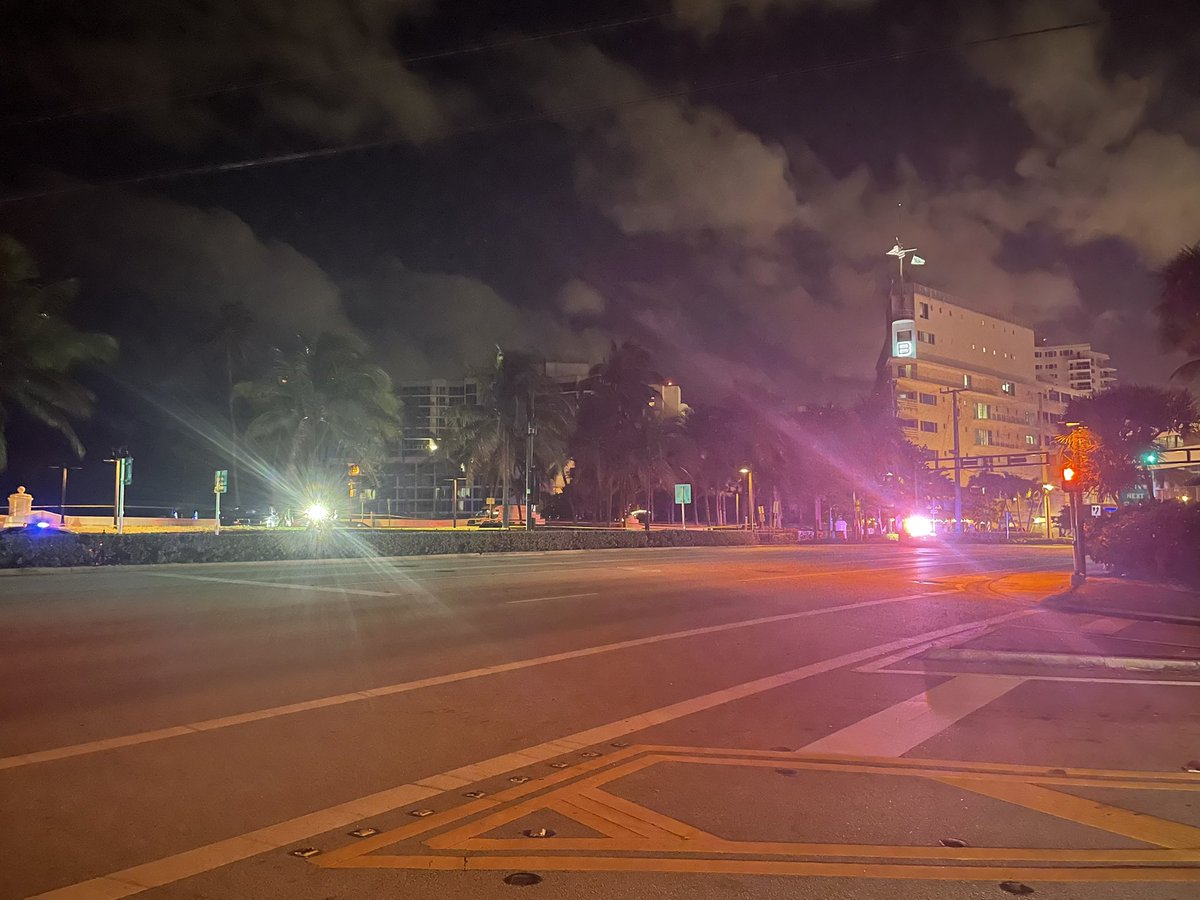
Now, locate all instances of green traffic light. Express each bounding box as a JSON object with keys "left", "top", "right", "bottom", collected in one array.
[{"left": 1142, "top": 451, "right": 1159, "bottom": 465}]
